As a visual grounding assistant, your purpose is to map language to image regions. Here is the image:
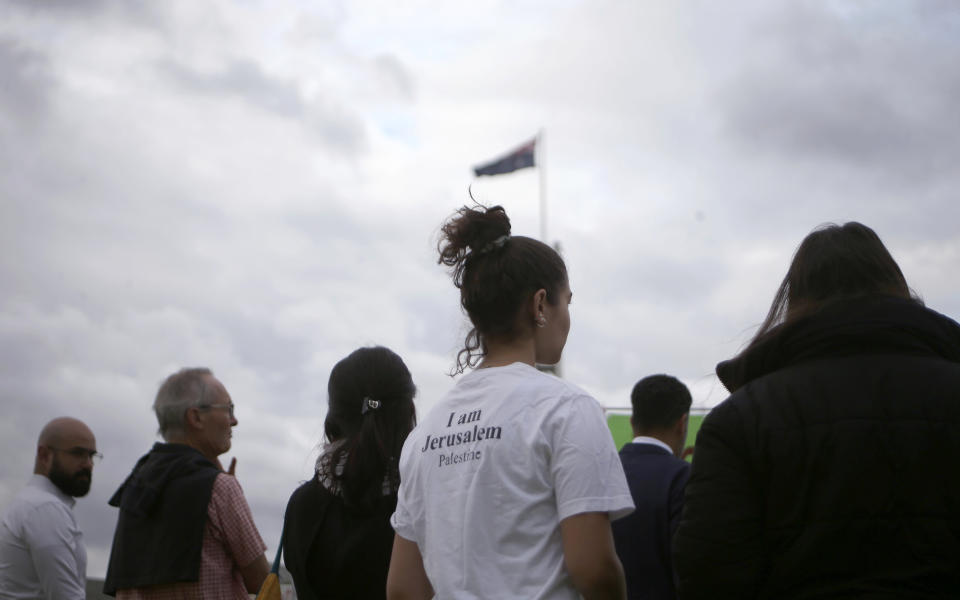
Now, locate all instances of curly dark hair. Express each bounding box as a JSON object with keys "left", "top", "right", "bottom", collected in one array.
[{"left": 438, "top": 203, "right": 567, "bottom": 374}]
